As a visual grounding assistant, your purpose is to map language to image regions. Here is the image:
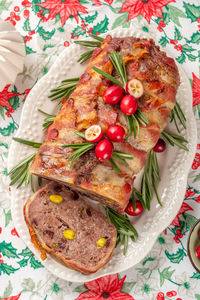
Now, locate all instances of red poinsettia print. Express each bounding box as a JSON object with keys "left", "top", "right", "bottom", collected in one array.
[
  {"left": 120, "top": 0, "right": 175, "bottom": 23},
  {"left": 92, "top": 0, "right": 113, "bottom": 6},
  {"left": 171, "top": 202, "right": 193, "bottom": 227},
  {"left": 185, "top": 188, "right": 195, "bottom": 198},
  {"left": 2, "top": 293, "right": 21, "bottom": 300},
  {"left": 0, "top": 84, "right": 20, "bottom": 117},
  {"left": 37, "top": 0, "right": 88, "bottom": 27},
  {"left": 75, "top": 274, "right": 135, "bottom": 300},
  {"left": 192, "top": 72, "right": 200, "bottom": 106}
]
